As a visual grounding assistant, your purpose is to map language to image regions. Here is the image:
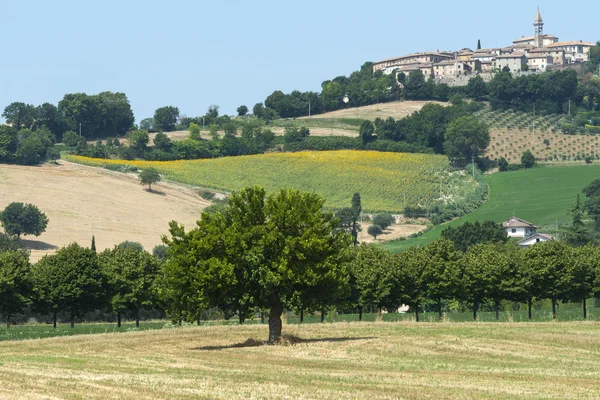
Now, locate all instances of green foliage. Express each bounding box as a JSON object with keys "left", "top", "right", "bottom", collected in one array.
[
  {"left": 350, "top": 245, "right": 395, "bottom": 312},
  {"left": 236, "top": 105, "right": 248, "bottom": 116},
  {"left": 153, "top": 106, "right": 179, "bottom": 132},
  {"left": 117, "top": 241, "right": 145, "bottom": 252},
  {"left": 497, "top": 156, "right": 509, "bottom": 172},
  {"left": 367, "top": 225, "right": 383, "bottom": 239},
  {"left": 0, "top": 202, "right": 48, "bottom": 238},
  {"left": 0, "top": 233, "right": 24, "bottom": 252},
  {"left": 283, "top": 126, "right": 310, "bottom": 143},
  {"left": 139, "top": 167, "right": 161, "bottom": 190},
  {"left": 153, "top": 132, "right": 172, "bottom": 151},
  {"left": 188, "top": 123, "right": 201, "bottom": 140},
  {"left": 2, "top": 102, "right": 36, "bottom": 130},
  {"left": 0, "top": 251, "right": 32, "bottom": 327},
  {"left": 521, "top": 150, "right": 536, "bottom": 168},
  {"left": 32, "top": 243, "right": 107, "bottom": 324},
  {"left": 46, "top": 147, "right": 60, "bottom": 163},
  {"left": 162, "top": 186, "right": 352, "bottom": 342},
  {"left": 127, "top": 129, "right": 149, "bottom": 154},
  {"left": 152, "top": 244, "right": 168, "bottom": 260},
  {"left": 99, "top": 246, "right": 160, "bottom": 316},
  {"left": 560, "top": 194, "right": 592, "bottom": 246},
  {"left": 441, "top": 220, "right": 507, "bottom": 252},
  {"left": 359, "top": 120, "right": 375, "bottom": 143},
  {"left": 443, "top": 115, "right": 490, "bottom": 164},
  {"left": 139, "top": 118, "right": 154, "bottom": 132},
  {"left": 372, "top": 213, "right": 394, "bottom": 230}
]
